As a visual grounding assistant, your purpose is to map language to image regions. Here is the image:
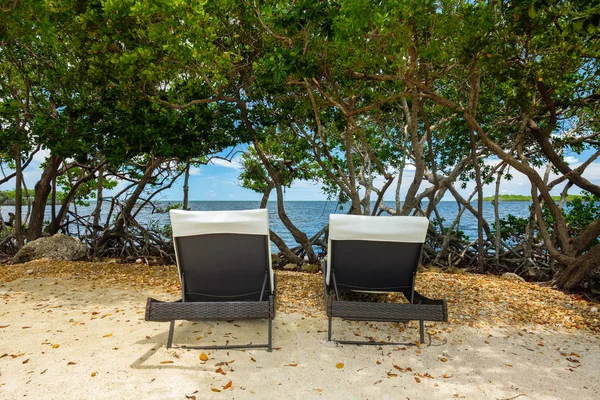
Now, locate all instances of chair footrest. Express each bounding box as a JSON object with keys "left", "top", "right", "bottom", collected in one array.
[
  {"left": 145, "top": 297, "right": 274, "bottom": 322},
  {"left": 328, "top": 299, "right": 447, "bottom": 322}
]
